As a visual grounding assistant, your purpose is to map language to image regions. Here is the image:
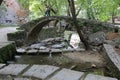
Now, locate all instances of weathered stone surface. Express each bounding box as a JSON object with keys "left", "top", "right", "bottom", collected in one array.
[
  {"left": 49, "top": 68, "right": 84, "bottom": 80},
  {"left": 85, "top": 74, "right": 118, "bottom": 80},
  {"left": 27, "top": 49, "right": 38, "bottom": 53},
  {"left": 14, "top": 78, "right": 30, "bottom": 80},
  {"left": 0, "top": 41, "right": 16, "bottom": 63},
  {"left": 7, "top": 30, "right": 26, "bottom": 47},
  {"left": 42, "top": 38, "right": 55, "bottom": 43},
  {"left": 30, "top": 43, "right": 45, "bottom": 49},
  {"left": 89, "top": 31, "right": 106, "bottom": 45},
  {"left": 0, "top": 64, "right": 28, "bottom": 75},
  {"left": 39, "top": 46, "right": 47, "bottom": 50},
  {"left": 54, "top": 37, "right": 64, "bottom": 42},
  {"left": 103, "top": 44, "right": 120, "bottom": 71},
  {"left": 0, "top": 64, "right": 5, "bottom": 68},
  {"left": 38, "top": 49, "right": 50, "bottom": 53},
  {"left": 17, "top": 48, "right": 26, "bottom": 53},
  {"left": 23, "top": 65, "right": 59, "bottom": 79},
  {"left": 51, "top": 44, "right": 65, "bottom": 49}
]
